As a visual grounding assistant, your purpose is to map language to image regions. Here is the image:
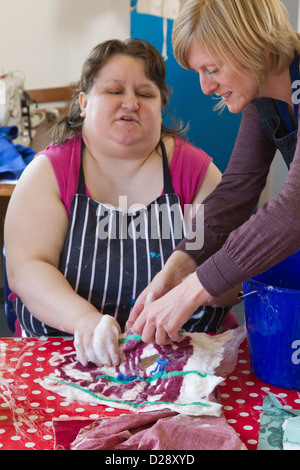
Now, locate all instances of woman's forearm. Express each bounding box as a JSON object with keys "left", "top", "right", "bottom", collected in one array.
[
  {"left": 8, "top": 259, "right": 102, "bottom": 334},
  {"left": 163, "top": 250, "right": 198, "bottom": 286}
]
